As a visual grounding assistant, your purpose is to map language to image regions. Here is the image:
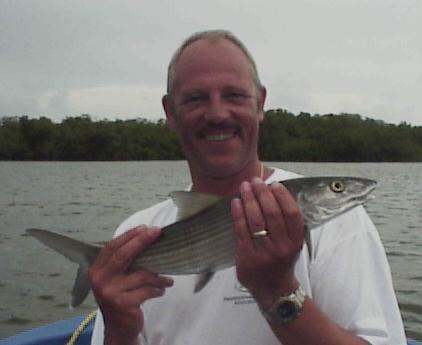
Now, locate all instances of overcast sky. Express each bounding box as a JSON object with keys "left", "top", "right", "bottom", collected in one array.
[{"left": 1, "top": 0, "right": 421, "bottom": 125}]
